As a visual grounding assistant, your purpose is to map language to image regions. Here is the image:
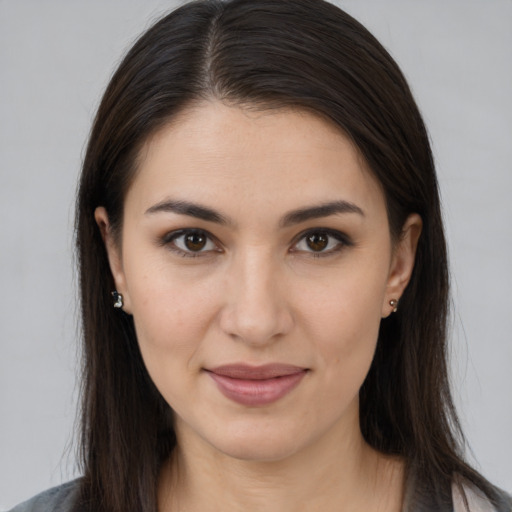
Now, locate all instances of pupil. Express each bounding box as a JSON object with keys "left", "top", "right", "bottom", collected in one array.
[
  {"left": 185, "top": 232, "right": 206, "bottom": 251},
  {"left": 307, "top": 232, "right": 328, "bottom": 251}
]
